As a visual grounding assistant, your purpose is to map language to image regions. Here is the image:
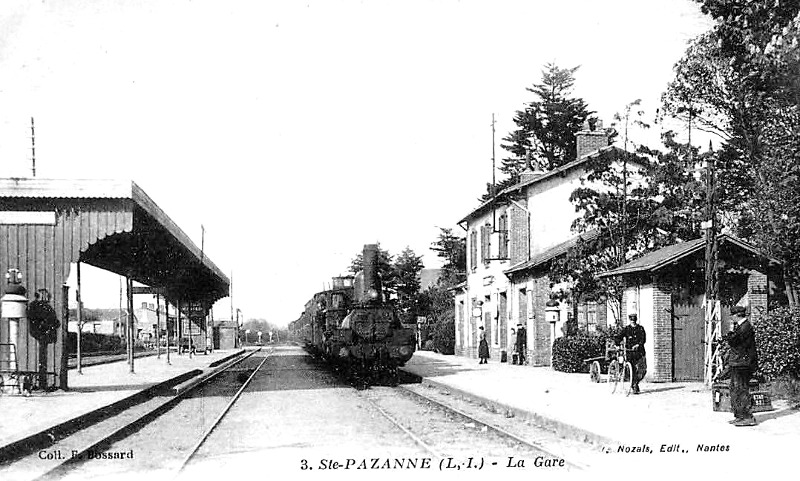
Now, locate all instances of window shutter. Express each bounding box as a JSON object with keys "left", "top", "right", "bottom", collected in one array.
[
  {"left": 499, "top": 213, "right": 509, "bottom": 259},
  {"left": 481, "top": 224, "right": 490, "bottom": 265},
  {"left": 509, "top": 205, "right": 529, "bottom": 264},
  {"left": 470, "top": 230, "right": 478, "bottom": 272}
]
